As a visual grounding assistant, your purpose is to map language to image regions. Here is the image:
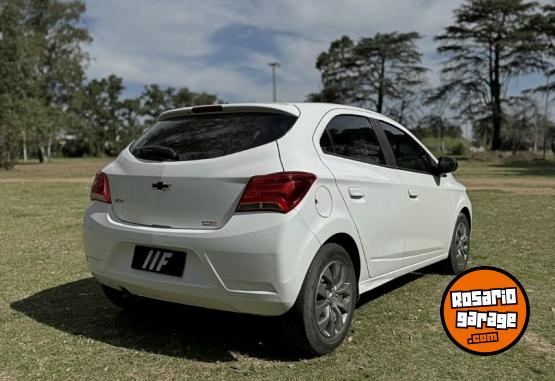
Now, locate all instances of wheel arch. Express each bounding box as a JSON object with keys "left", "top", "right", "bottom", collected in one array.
[
  {"left": 460, "top": 206, "right": 472, "bottom": 231},
  {"left": 322, "top": 232, "right": 361, "bottom": 285}
]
